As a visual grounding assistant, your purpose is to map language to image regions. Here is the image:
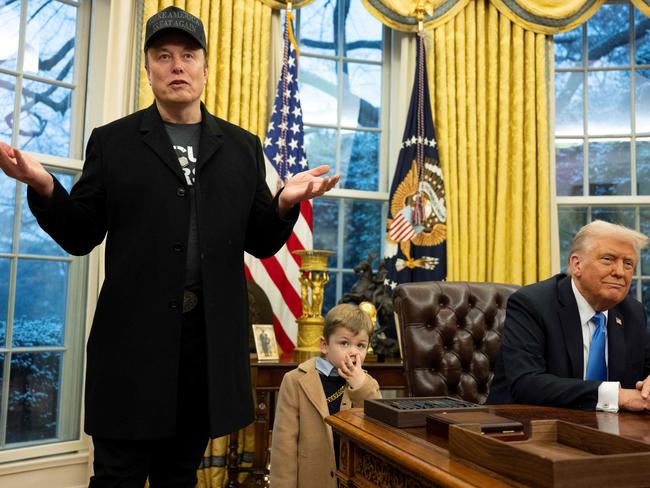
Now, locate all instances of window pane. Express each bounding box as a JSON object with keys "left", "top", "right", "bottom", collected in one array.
[
  {"left": 299, "top": 0, "right": 336, "bottom": 57},
  {"left": 313, "top": 198, "right": 339, "bottom": 268},
  {"left": 588, "top": 139, "right": 630, "bottom": 195},
  {"left": 635, "top": 9, "right": 650, "bottom": 66},
  {"left": 554, "top": 26, "right": 582, "bottom": 68},
  {"left": 6, "top": 352, "right": 62, "bottom": 444},
  {"left": 14, "top": 259, "right": 68, "bottom": 347},
  {"left": 0, "top": 258, "right": 9, "bottom": 348},
  {"left": 0, "top": 1, "right": 21, "bottom": 71},
  {"left": 555, "top": 72, "right": 584, "bottom": 136},
  {"left": 637, "top": 139, "right": 650, "bottom": 195},
  {"left": 19, "top": 79, "right": 72, "bottom": 157},
  {"left": 322, "top": 272, "right": 337, "bottom": 316},
  {"left": 344, "top": 1, "right": 382, "bottom": 62},
  {"left": 304, "top": 127, "right": 336, "bottom": 178},
  {"left": 340, "top": 130, "right": 379, "bottom": 191},
  {"left": 342, "top": 62, "right": 381, "bottom": 128},
  {"left": 300, "top": 57, "right": 337, "bottom": 126},
  {"left": 640, "top": 208, "right": 650, "bottom": 275},
  {"left": 0, "top": 73, "right": 17, "bottom": 142},
  {"left": 636, "top": 69, "right": 650, "bottom": 134},
  {"left": 0, "top": 174, "right": 16, "bottom": 253},
  {"left": 588, "top": 71, "right": 630, "bottom": 136},
  {"left": 20, "top": 171, "right": 74, "bottom": 256},
  {"left": 25, "top": 0, "right": 78, "bottom": 83},
  {"left": 558, "top": 207, "right": 587, "bottom": 268},
  {"left": 555, "top": 139, "right": 584, "bottom": 196},
  {"left": 342, "top": 271, "right": 357, "bottom": 300},
  {"left": 586, "top": 4, "right": 630, "bottom": 67},
  {"left": 343, "top": 199, "right": 383, "bottom": 268},
  {"left": 591, "top": 207, "right": 635, "bottom": 228}
]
